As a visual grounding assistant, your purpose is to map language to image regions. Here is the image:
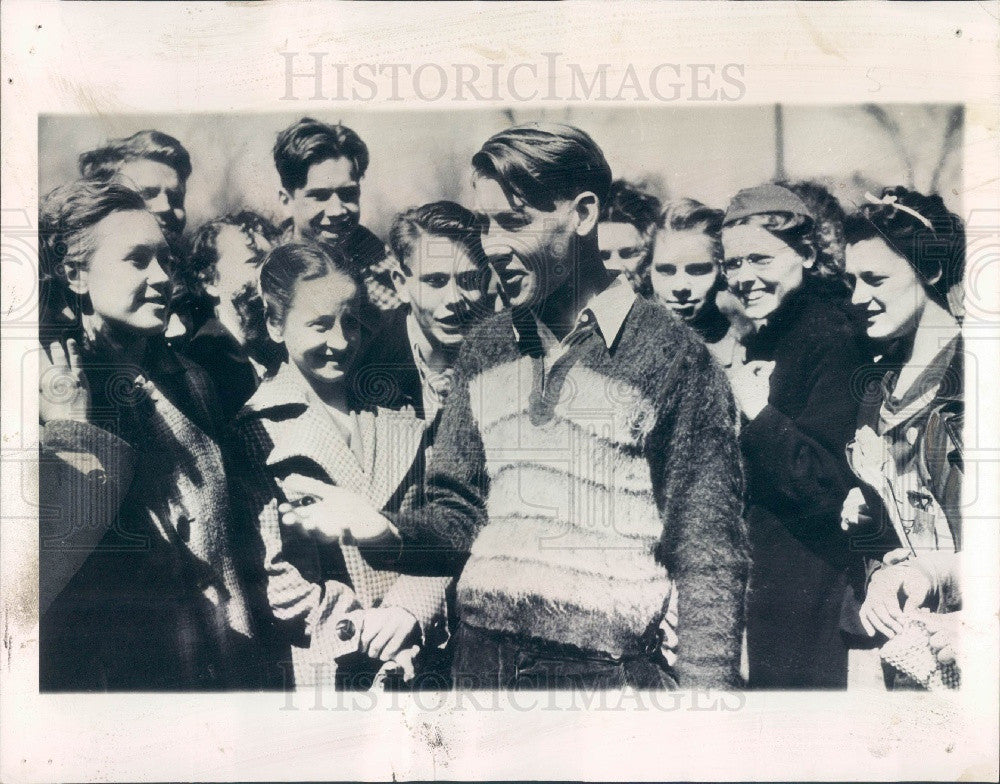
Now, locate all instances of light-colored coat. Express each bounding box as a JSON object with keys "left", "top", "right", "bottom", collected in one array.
[{"left": 234, "top": 364, "right": 450, "bottom": 687}]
